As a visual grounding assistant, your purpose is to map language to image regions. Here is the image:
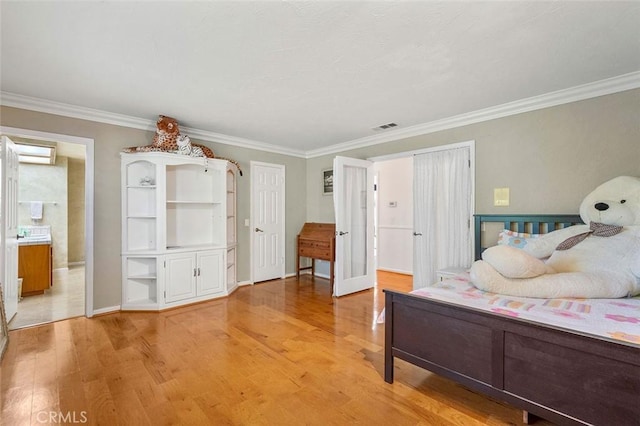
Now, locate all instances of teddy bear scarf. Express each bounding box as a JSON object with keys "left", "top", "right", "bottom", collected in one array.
[{"left": 556, "top": 221, "right": 623, "bottom": 251}]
